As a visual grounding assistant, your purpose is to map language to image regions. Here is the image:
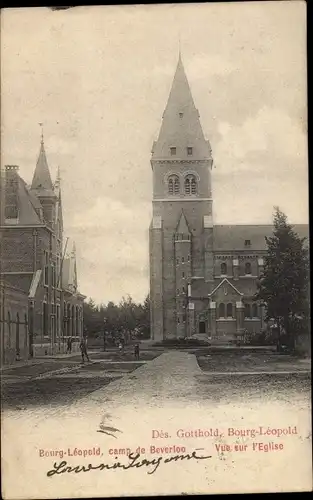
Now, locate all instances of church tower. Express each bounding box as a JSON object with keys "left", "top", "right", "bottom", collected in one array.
[
  {"left": 30, "top": 132, "right": 57, "bottom": 227},
  {"left": 149, "top": 54, "right": 213, "bottom": 340}
]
